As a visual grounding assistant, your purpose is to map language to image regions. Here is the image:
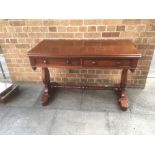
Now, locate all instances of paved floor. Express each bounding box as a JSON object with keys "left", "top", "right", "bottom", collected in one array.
[{"left": 0, "top": 78, "right": 155, "bottom": 135}]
